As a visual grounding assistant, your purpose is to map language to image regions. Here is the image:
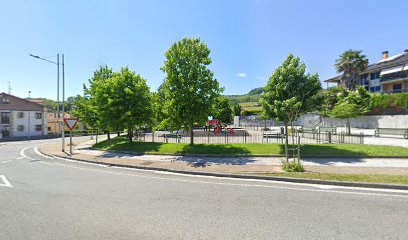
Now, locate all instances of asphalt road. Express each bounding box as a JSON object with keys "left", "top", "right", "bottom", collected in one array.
[{"left": 1, "top": 138, "right": 408, "bottom": 240}]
